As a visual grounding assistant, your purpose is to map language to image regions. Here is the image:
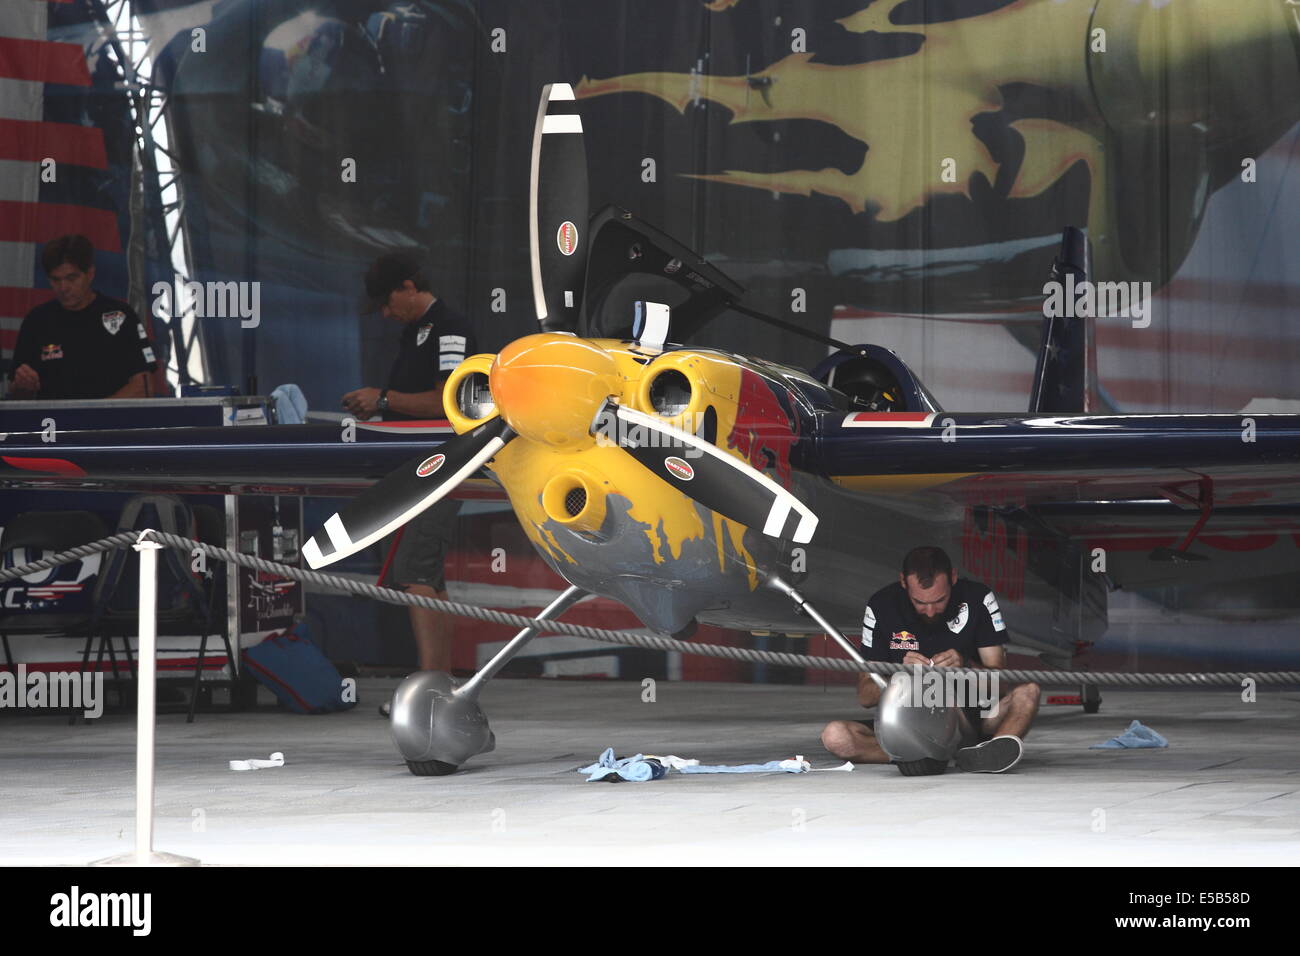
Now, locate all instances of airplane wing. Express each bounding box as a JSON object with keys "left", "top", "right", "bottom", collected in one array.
[
  {"left": 7, "top": 407, "right": 1300, "bottom": 596},
  {"left": 0, "top": 420, "right": 507, "bottom": 499},
  {"left": 819, "top": 411, "right": 1300, "bottom": 592}
]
